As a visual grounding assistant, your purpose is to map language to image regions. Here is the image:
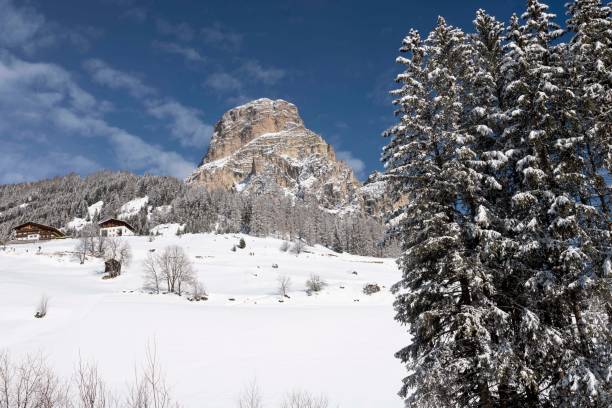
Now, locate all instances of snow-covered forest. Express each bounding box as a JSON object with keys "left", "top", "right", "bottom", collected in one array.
[
  {"left": 0, "top": 171, "right": 398, "bottom": 257},
  {"left": 385, "top": 0, "right": 610, "bottom": 406}
]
